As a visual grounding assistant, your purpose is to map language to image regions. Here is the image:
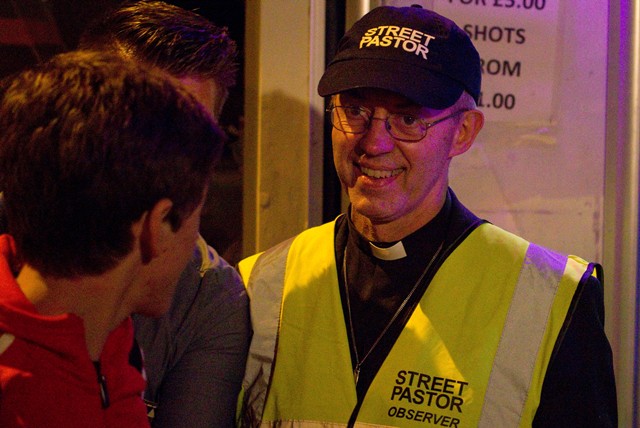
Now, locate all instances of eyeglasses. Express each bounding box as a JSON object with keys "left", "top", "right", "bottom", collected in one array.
[{"left": 327, "top": 105, "right": 469, "bottom": 143}]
